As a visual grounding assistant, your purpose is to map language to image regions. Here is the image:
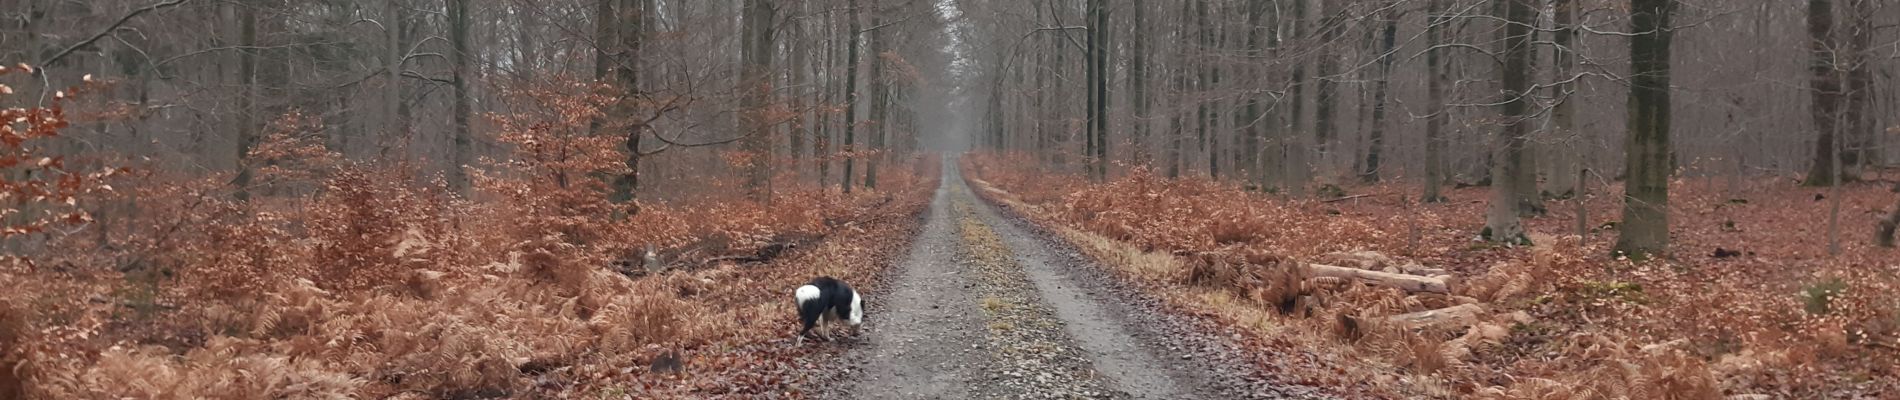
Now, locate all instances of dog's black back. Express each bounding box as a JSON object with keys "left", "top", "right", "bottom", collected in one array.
[{"left": 796, "top": 276, "right": 857, "bottom": 336}]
